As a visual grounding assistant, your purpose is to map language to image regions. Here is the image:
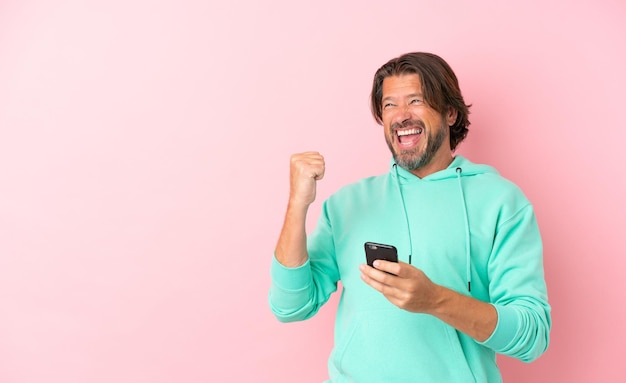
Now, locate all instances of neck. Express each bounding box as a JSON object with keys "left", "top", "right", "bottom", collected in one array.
[{"left": 409, "top": 153, "right": 454, "bottom": 178}]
